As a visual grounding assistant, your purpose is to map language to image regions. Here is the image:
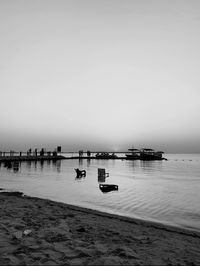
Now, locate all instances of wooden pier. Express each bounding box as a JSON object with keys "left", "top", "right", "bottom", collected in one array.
[
  {"left": 0, "top": 155, "right": 66, "bottom": 163},
  {"left": 63, "top": 156, "right": 126, "bottom": 160},
  {"left": 0, "top": 150, "right": 127, "bottom": 163},
  {"left": 0, "top": 150, "right": 167, "bottom": 162}
]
